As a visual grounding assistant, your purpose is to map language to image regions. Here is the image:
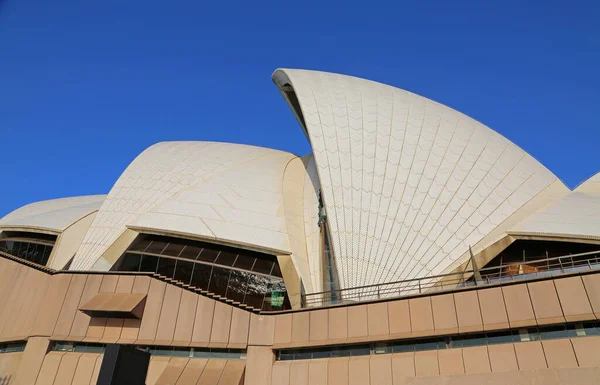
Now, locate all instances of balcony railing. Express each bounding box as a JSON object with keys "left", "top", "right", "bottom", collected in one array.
[{"left": 302, "top": 250, "right": 600, "bottom": 308}]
